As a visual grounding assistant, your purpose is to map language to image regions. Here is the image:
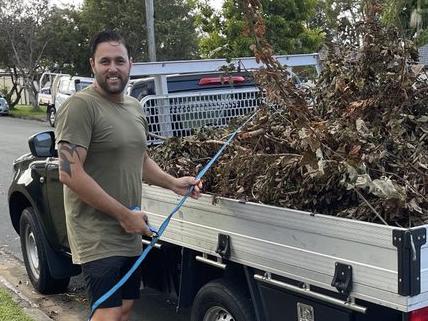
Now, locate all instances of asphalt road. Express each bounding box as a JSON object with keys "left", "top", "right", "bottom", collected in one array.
[
  {"left": 0, "top": 116, "right": 190, "bottom": 321},
  {"left": 0, "top": 116, "right": 48, "bottom": 258}
]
